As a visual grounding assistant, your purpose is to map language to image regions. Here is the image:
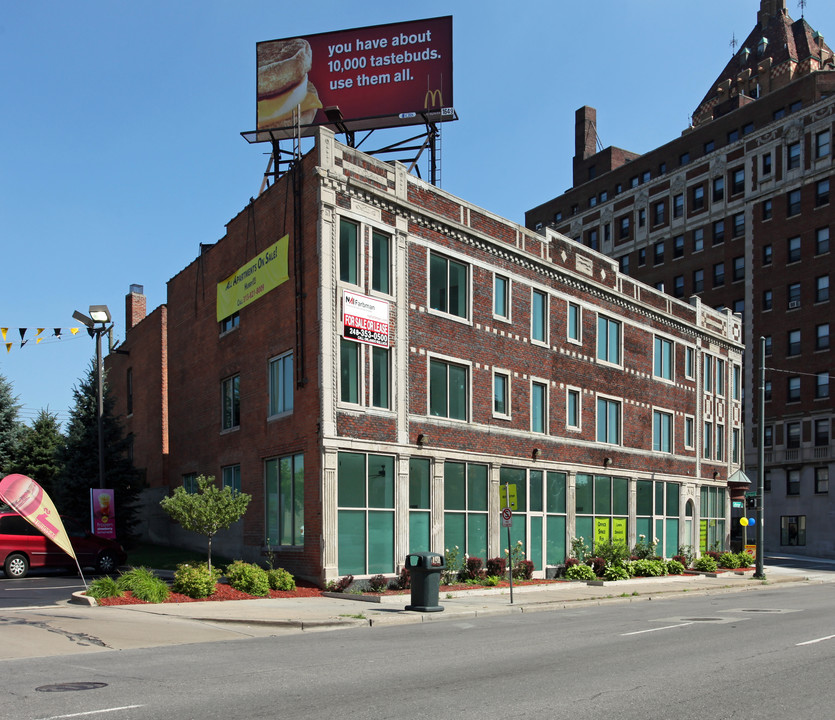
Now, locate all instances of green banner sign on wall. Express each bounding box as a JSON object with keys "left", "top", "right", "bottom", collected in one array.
[
  {"left": 700, "top": 519, "right": 708, "bottom": 552},
  {"left": 612, "top": 518, "right": 627, "bottom": 547},
  {"left": 594, "top": 517, "right": 610, "bottom": 547}
]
